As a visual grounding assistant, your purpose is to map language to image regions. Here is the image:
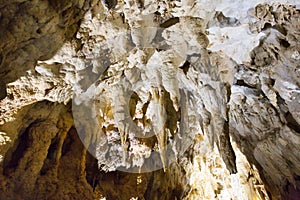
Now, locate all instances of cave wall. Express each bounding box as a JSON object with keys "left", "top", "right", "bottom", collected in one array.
[
  {"left": 0, "top": 0, "right": 99, "bottom": 90},
  {"left": 0, "top": 0, "right": 300, "bottom": 199}
]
